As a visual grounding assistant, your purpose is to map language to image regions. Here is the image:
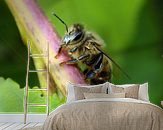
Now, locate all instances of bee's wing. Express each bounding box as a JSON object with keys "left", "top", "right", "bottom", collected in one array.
[{"left": 94, "top": 45, "right": 131, "bottom": 79}]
